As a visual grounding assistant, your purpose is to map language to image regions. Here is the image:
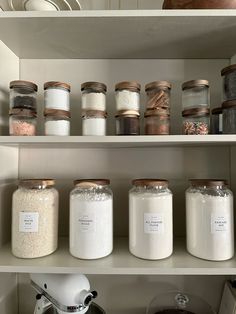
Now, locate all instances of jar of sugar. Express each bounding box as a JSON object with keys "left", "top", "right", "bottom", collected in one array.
[
  {"left": 44, "top": 109, "right": 70, "bottom": 136},
  {"left": 81, "top": 81, "right": 107, "bottom": 111},
  {"left": 82, "top": 110, "right": 107, "bottom": 136},
  {"left": 115, "top": 81, "right": 141, "bottom": 111},
  {"left": 129, "top": 179, "right": 173, "bottom": 260},
  {"left": 186, "top": 179, "right": 234, "bottom": 261},
  {"left": 44, "top": 81, "right": 71, "bottom": 111},
  {"left": 12, "top": 179, "right": 58, "bottom": 258},
  {"left": 70, "top": 179, "right": 113, "bottom": 259}
]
